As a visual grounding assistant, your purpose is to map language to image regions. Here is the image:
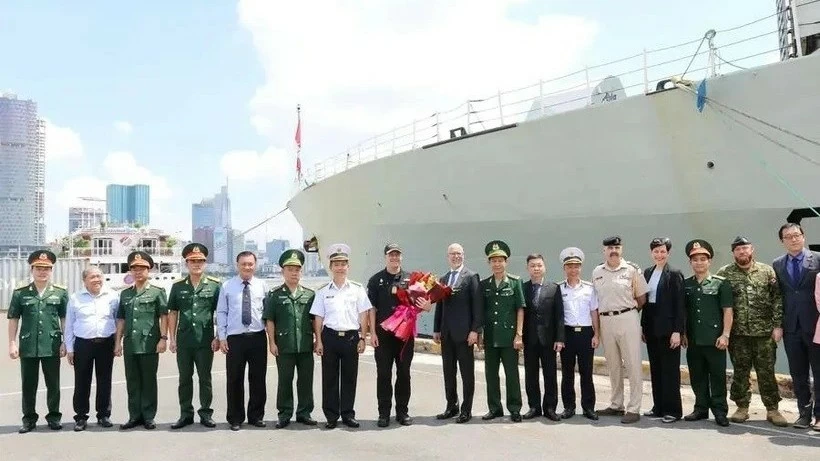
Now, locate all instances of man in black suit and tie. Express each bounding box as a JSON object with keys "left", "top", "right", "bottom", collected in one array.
[
  {"left": 772, "top": 223, "right": 820, "bottom": 429},
  {"left": 433, "top": 243, "right": 483, "bottom": 423},
  {"left": 521, "top": 254, "right": 565, "bottom": 421}
]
